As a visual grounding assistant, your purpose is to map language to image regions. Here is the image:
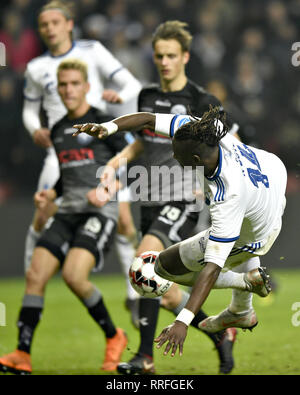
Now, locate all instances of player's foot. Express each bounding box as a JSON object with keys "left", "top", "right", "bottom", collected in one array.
[
  {"left": 101, "top": 328, "right": 128, "bottom": 371},
  {"left": 0, "top": 350, "right": 32, "bottom": 375},
  {"left": 117, "top": 353, "right": 155, "bottom": 375},
  {"left": 199, "top": 308, "right": 258, "bottom": 333},
  {"left": 244, "top": 267, "right": 272, "bottom": 297},
  {"left": 215, "top": 328, "right": 237, "bottom": 374},
  {"left": 125, "top": 298, "right": 139, "bottom": 329}
]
